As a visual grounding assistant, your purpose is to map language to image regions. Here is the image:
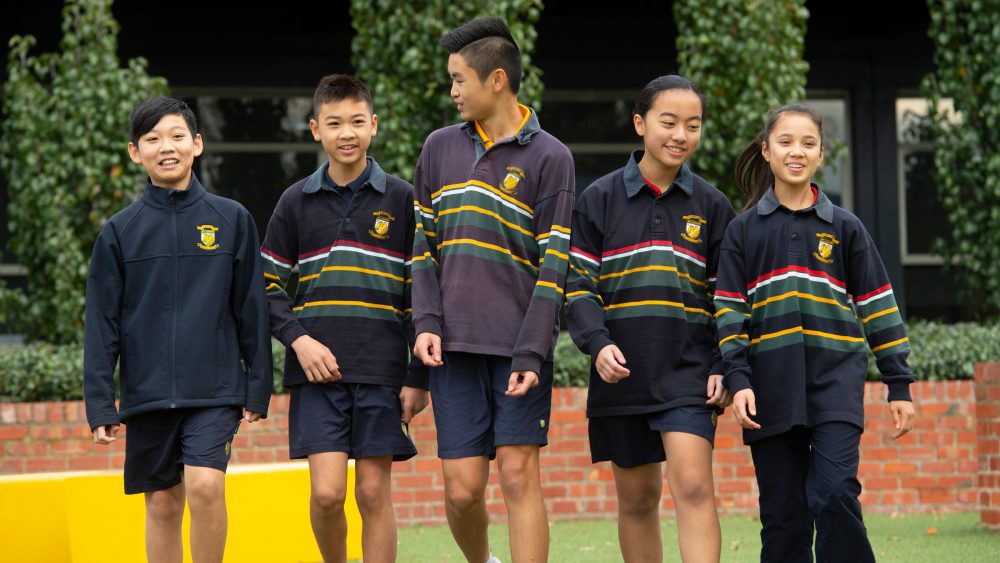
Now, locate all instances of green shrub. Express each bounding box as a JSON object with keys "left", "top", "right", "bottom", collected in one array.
[
  {"left": 552, "top": 331, "right": 589, "bottom": 387},
  {"left": 0, "top": 343, "right": 85, "bottom": 402},
  {"left": 866, "top": 319, "right": 1000, "bottom": 381}
]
